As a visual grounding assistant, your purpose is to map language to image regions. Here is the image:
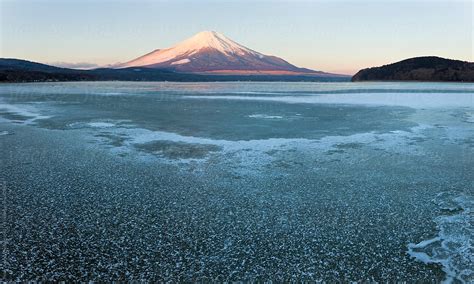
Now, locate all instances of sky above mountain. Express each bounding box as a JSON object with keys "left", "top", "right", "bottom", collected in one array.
[{"left": 1, "top": 0, "right": 472, "bottom": 75}]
